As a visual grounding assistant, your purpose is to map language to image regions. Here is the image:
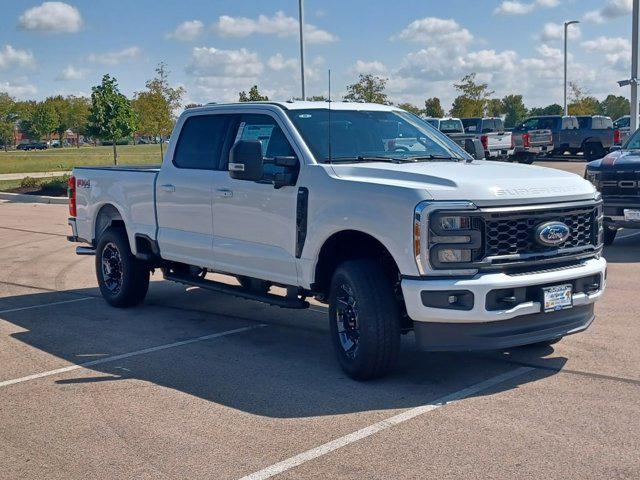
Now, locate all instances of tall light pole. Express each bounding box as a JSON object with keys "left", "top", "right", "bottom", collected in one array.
[
  {"left": 632, "top": 0, "right": 639, "bottom": 132},
  {"left": 298, "top": 0, "right": 306, "bottom": 100},
  {"left": 563, "top": 20, "right": 580, "bottom": 116}
]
